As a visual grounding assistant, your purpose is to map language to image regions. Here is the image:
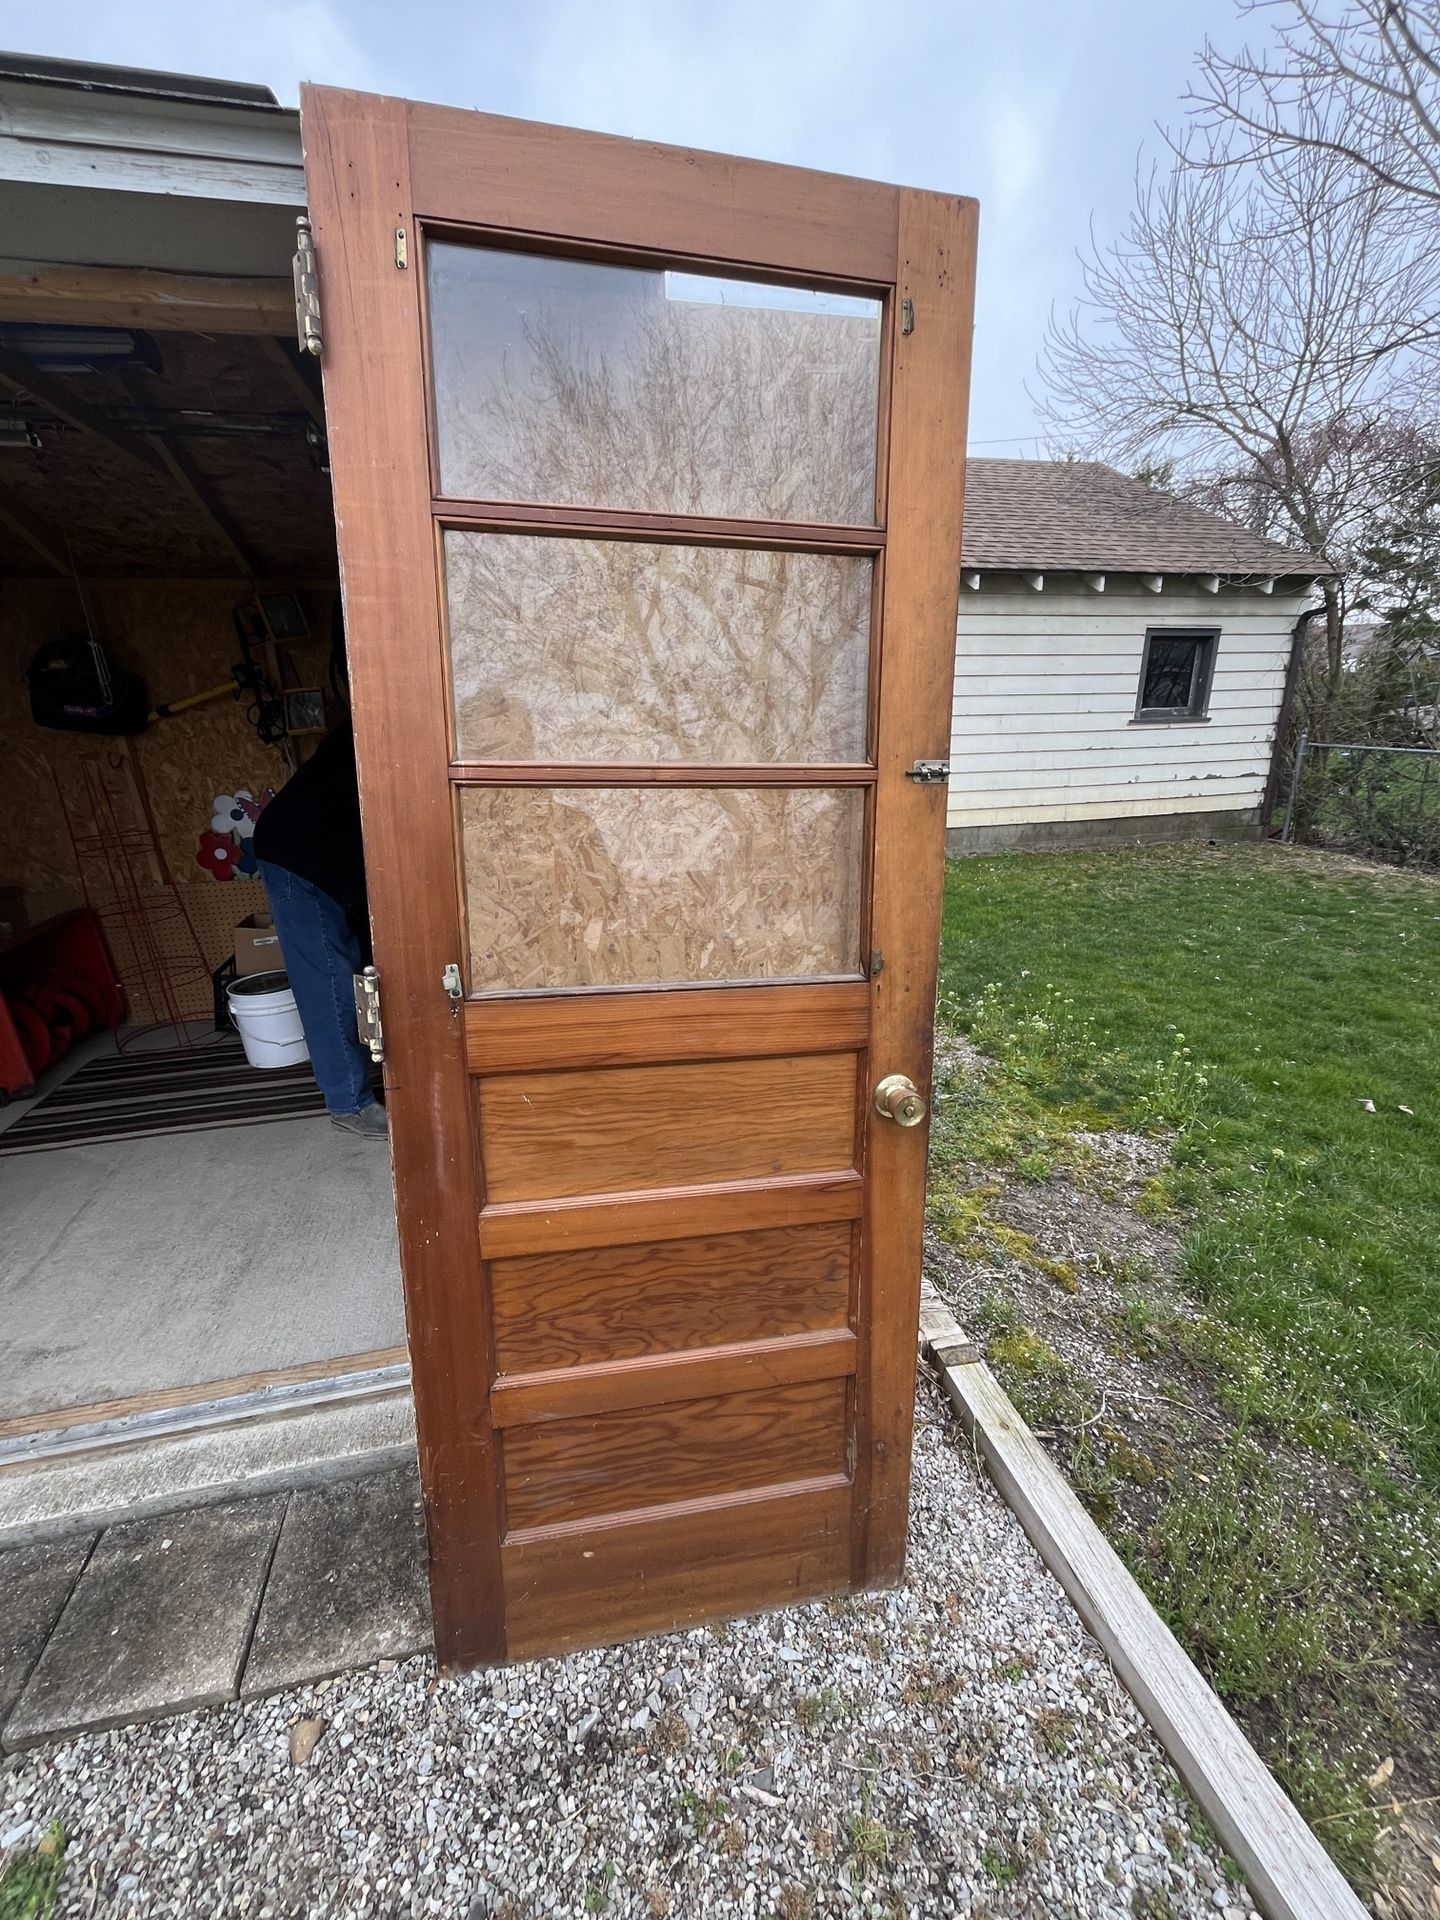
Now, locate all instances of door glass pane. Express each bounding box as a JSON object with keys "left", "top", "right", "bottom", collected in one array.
[
  {"left": 446, "top": 532, "right": 871, "bottom": 764},
  {"left": 460, "top": 787, "right": 863, "bottom": 991},
  {"left": 428, "top": 243, "right": 882, "bottom": 523}
]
